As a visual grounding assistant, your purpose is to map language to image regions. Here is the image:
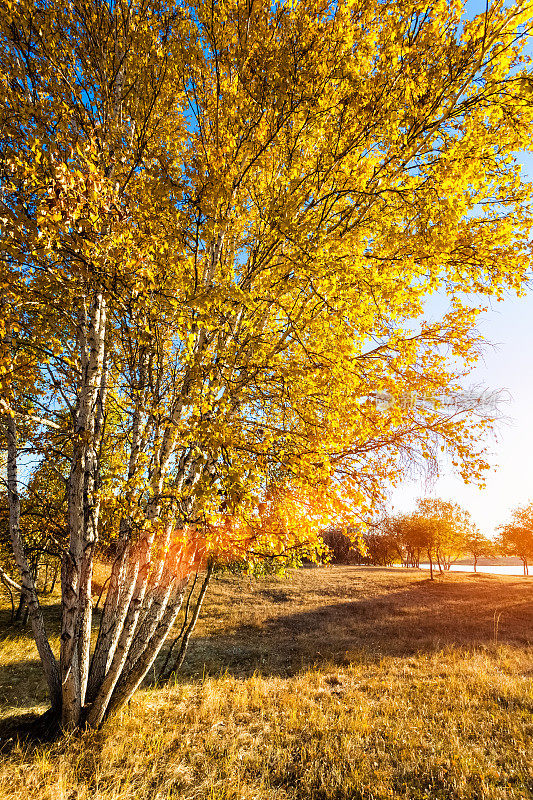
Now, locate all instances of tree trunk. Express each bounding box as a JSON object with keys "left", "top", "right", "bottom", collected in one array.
[
  {"left": 85, "top": 527, "right": 157, "bottom": 728},
  {"left": 84, "top": 411, "right": 208, "bottom": 727},
  {"left": 4, "top": 303, "right": 212, "bottom": 730},
  {"left": 50, "top": 562, "right": 58, "bottom": 594},
  {"left": 61, "top": 292, "right": 107, "bottom": 729},
  {"left": 6, "top": 411, "right": 61, "bottom": 714},
  {"left": 86, "top": 538, "right": 135, "bottom": 703},
  {"left": 104, "top": 581, "right": 188, "bottom": 720},
  {"left": 162, "top": 563, "right": 213, "bottom": 680},
  {"left": 14, "top": 590, "right": 26, "bottom": 622},
  {"left": 85, "top": 545, "right": 187, "bottom": 727},
  {"left": 0, "top": 569, "right": 17, "bottom": 621}
]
